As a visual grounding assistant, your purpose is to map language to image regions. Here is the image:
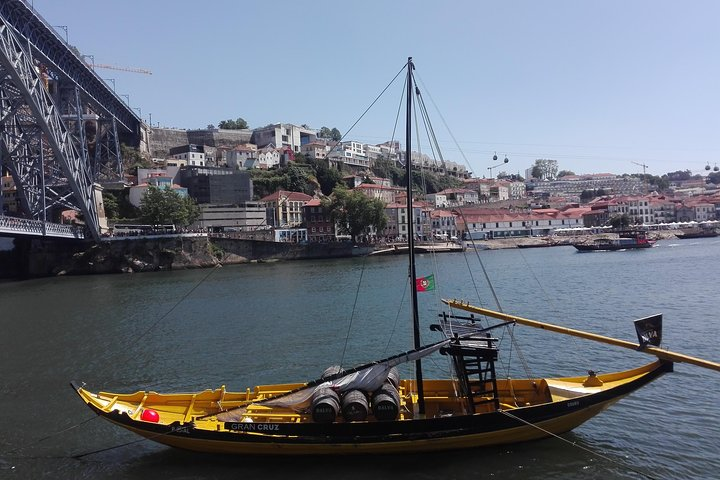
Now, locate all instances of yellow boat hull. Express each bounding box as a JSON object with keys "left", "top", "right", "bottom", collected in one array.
[{"left": 72, "top": 360, "right": 671, "bottom": 455}]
